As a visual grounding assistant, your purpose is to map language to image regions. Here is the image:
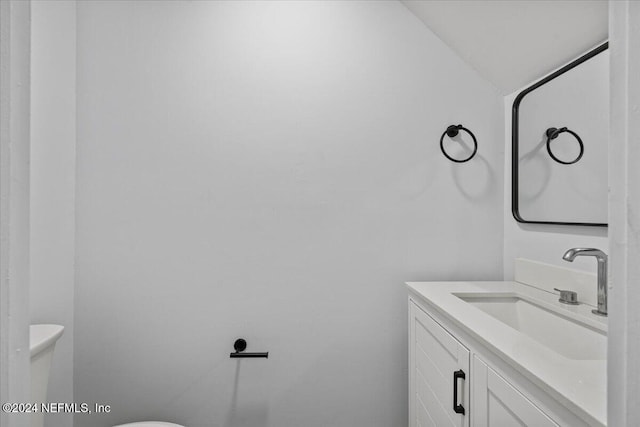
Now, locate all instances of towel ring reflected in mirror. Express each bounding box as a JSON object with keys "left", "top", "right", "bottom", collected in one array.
[{"left": 545, "top": 127, "right": 584, "bottom": 165}]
